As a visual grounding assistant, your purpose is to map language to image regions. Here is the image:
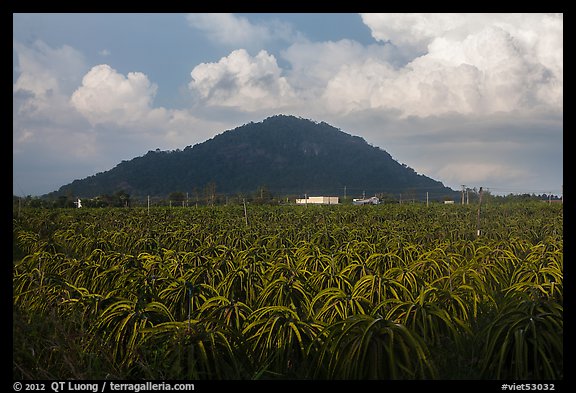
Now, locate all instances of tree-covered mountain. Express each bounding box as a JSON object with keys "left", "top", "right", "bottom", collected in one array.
[{"left": 45, "top": 115, "right": 458, "bottom": 200}]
